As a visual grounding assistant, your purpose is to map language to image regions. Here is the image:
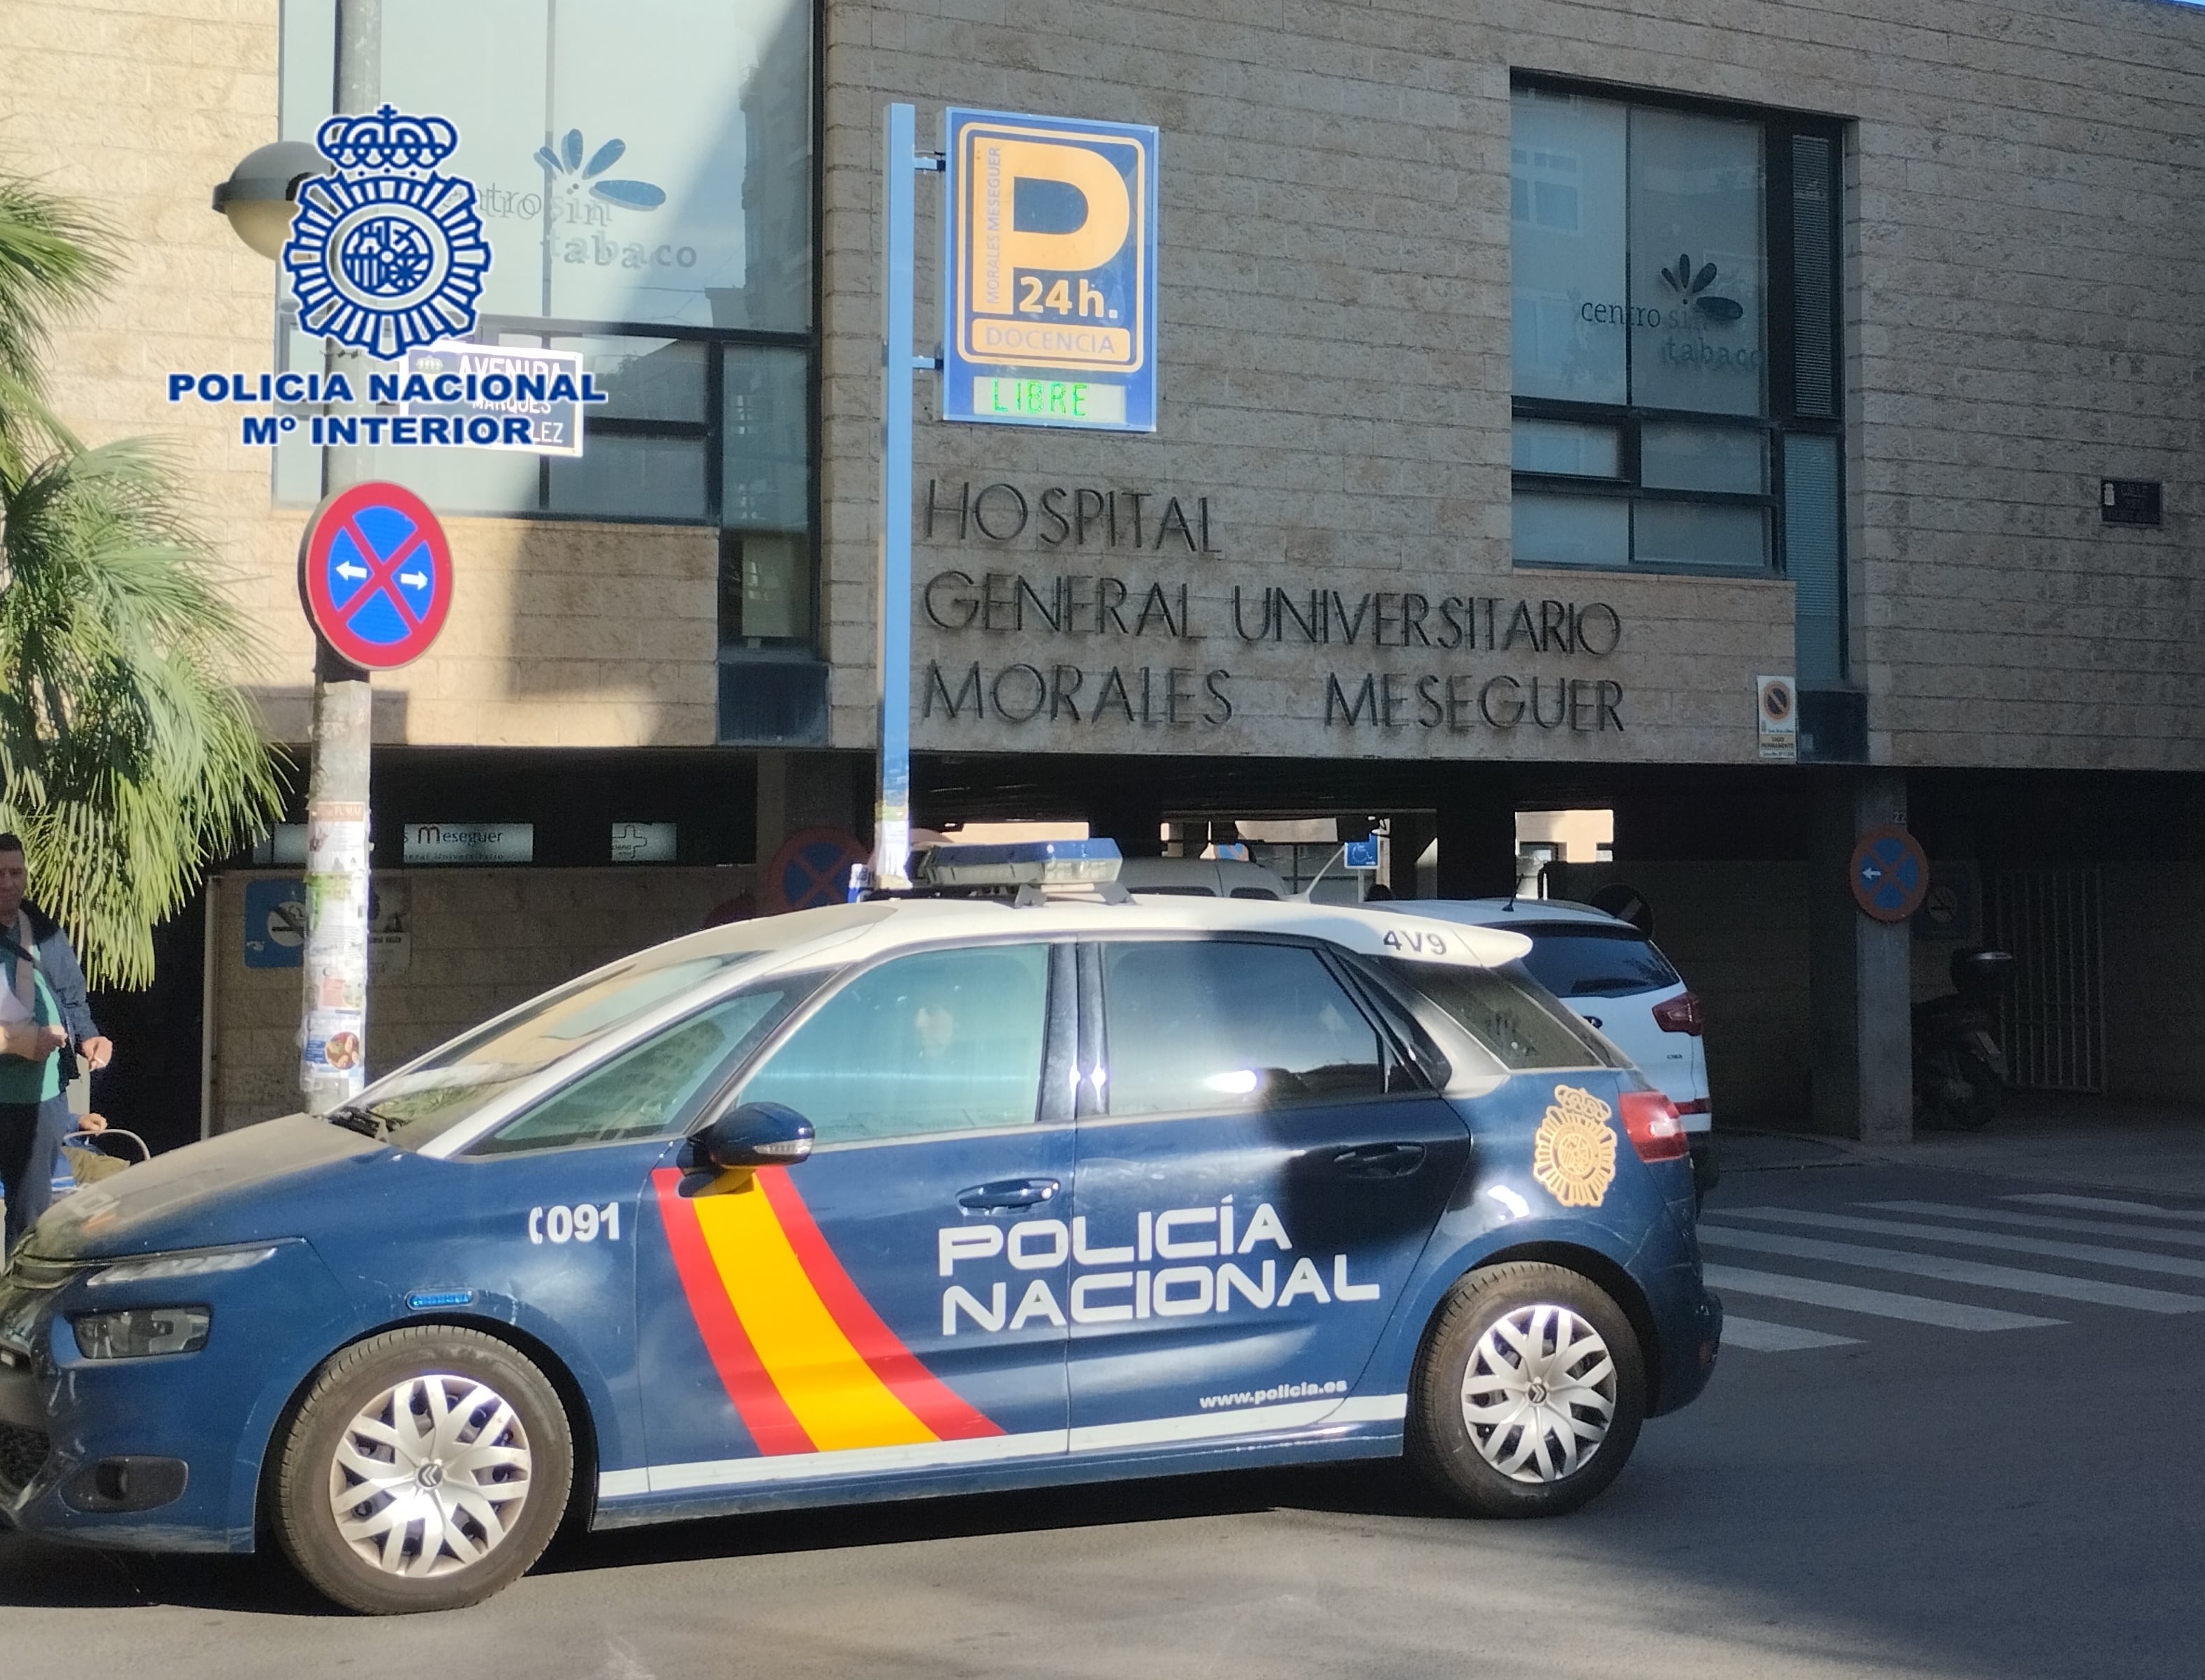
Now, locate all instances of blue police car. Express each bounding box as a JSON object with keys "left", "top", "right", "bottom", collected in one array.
[{"left": 0, "top": 845, "right": 1720, "bottom": 1614}]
